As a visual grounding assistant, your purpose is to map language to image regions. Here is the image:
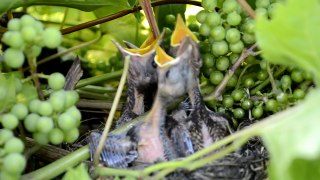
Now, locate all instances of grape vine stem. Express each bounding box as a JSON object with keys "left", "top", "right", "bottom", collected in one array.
[
  {"left": 60, "top": 0, "right": 201, "bottom": 35},
  {"left": 236, "top": 0, "right": 256, "bottom": 19},
  {"left": 204, "top": 43, "right": 258, "bottom": 101}
]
